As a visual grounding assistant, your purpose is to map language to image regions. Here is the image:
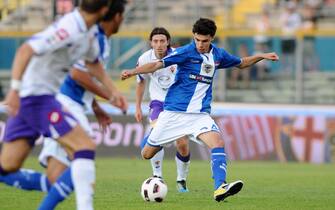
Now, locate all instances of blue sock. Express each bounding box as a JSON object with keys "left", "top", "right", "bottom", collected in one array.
[
  {"left": 0, "top": 168, "right": 50, "bottom": 192},
  {"left": 211, "top": 147, "right": 227, "bottom": 190},
  {"left": 38, "top": 168, "right": 73, "bottom": 210}
]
